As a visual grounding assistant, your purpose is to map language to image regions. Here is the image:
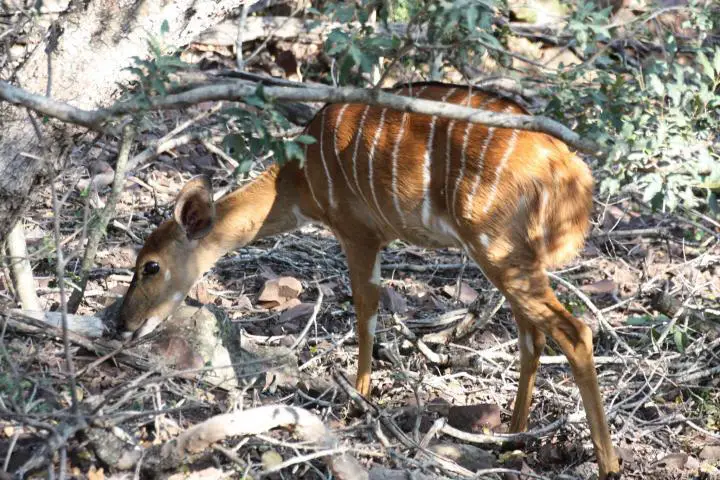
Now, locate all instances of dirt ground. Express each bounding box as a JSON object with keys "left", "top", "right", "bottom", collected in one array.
[{"left": 1, "top": 101, "right": 719, "bottom": 479}]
